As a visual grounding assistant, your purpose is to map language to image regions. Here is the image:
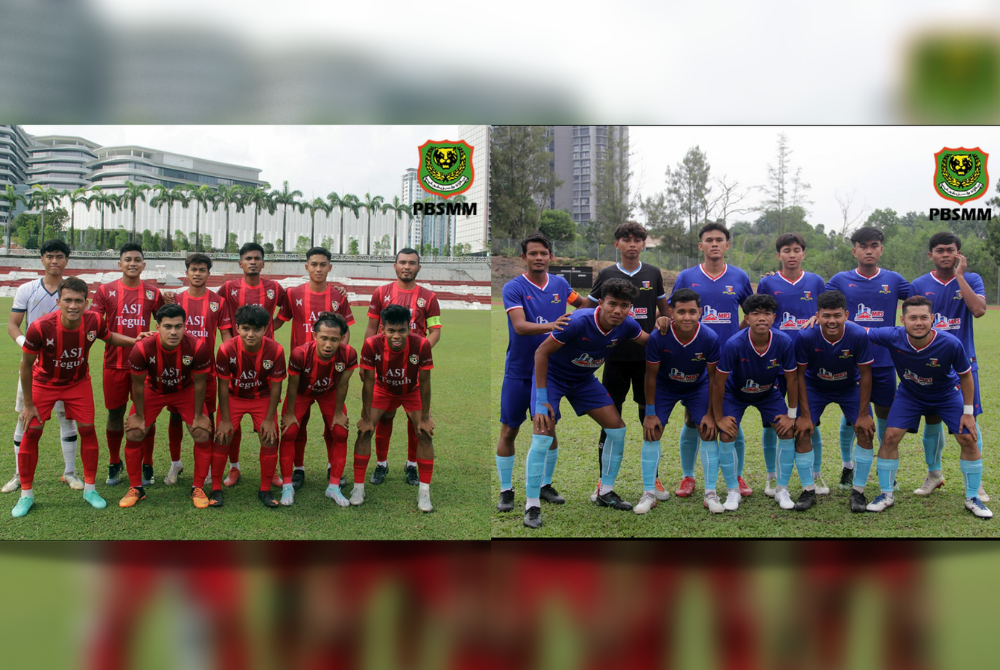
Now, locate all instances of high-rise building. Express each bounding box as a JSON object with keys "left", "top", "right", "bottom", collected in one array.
[
  {"left": 400, "top": 166, "right": 454, "bottom": 254},
  {"left": 26, "top": 136, "right": 100, "bottom": 192},
  {"left": 0, "top": 125, "right": 32, "bottom": 229},
  {"left": 546, "top": 125, "right": 629, "bottom": 230},
  {"left": 457, "top": 125, "right": 488, "bottom": 253}
]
